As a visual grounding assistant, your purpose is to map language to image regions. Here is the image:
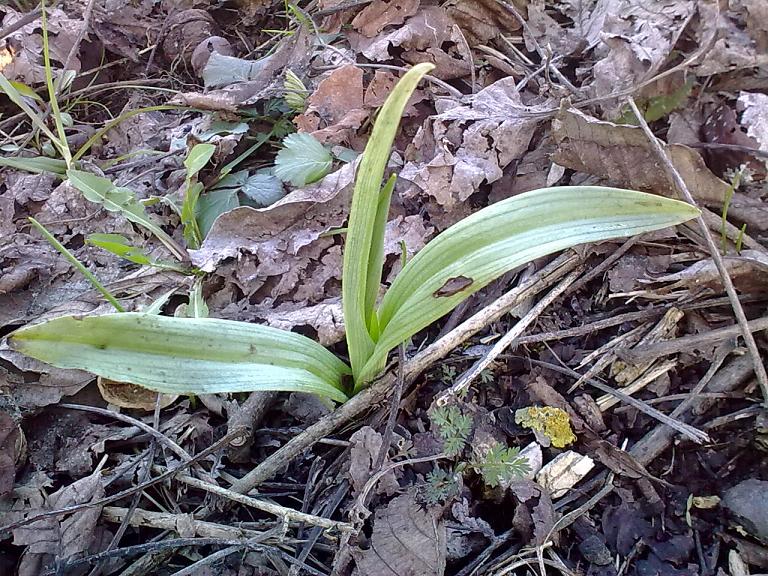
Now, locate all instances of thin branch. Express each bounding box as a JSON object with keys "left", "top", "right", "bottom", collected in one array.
[{"left": 627, "top": 96, "right": 768, "bottom": 406}]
